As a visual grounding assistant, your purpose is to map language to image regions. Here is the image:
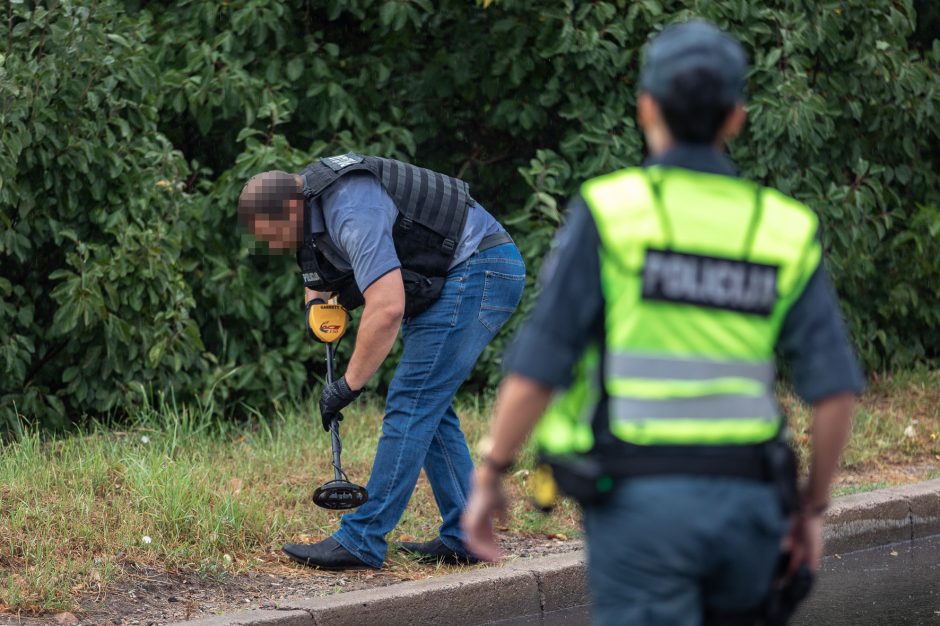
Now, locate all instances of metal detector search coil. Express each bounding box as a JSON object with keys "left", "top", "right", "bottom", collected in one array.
[{"left": 312, "top": 478, "right": 369, "bottom": 510}]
